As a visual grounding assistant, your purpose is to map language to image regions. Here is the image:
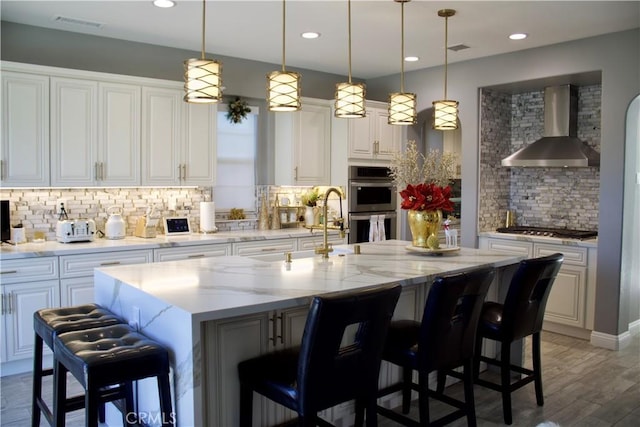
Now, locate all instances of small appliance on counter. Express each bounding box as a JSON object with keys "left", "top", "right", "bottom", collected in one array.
[
  {"left": 56, "top": 203, "right": 96, "bottom": 243},
  {"left": 105, "top": 206, "right": 126, "bottom": 240}
]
